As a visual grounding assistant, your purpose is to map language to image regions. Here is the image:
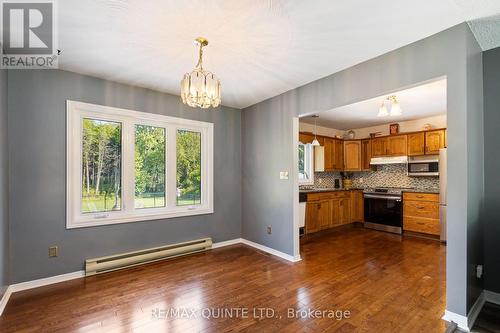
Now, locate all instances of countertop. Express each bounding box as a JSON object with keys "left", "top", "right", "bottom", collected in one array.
[{"left": 299, "top": 187, "right": 439, "bottom": 194}]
